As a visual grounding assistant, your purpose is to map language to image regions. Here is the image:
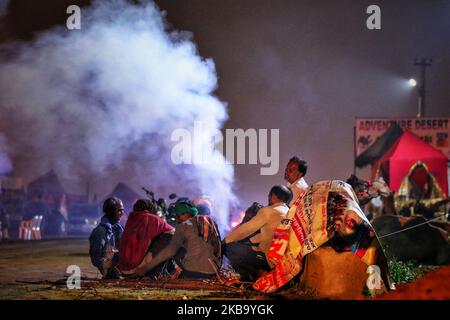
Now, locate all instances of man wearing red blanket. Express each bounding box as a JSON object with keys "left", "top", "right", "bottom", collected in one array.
[{"left": 119, "top": 199, "right": 174, "bottom": 274}]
